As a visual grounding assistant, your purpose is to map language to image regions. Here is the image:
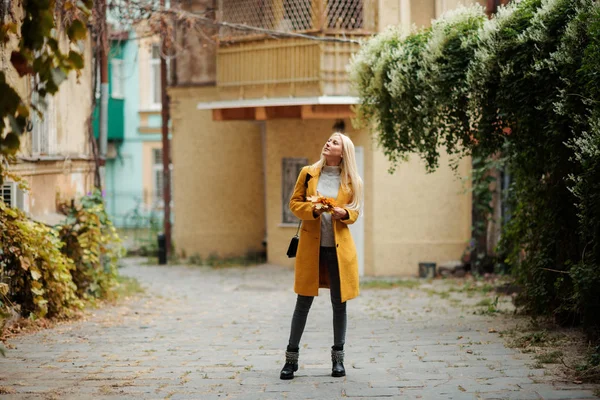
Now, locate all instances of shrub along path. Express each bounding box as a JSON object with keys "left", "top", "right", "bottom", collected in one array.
[{"left": 0, "top": 258, "right": 598, "bottom": 399}]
